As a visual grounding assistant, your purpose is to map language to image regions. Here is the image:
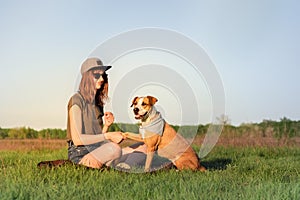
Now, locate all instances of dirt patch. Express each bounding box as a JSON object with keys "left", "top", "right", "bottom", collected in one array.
[
  {"left": 192, "top": 135, "right": 300, "bottom": 147},
  {"left": 0, "top": 135, "right": 299, "bottom": 151},
  {"left": 0, "top": 139, "right": 67, "bottom": 151}
]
